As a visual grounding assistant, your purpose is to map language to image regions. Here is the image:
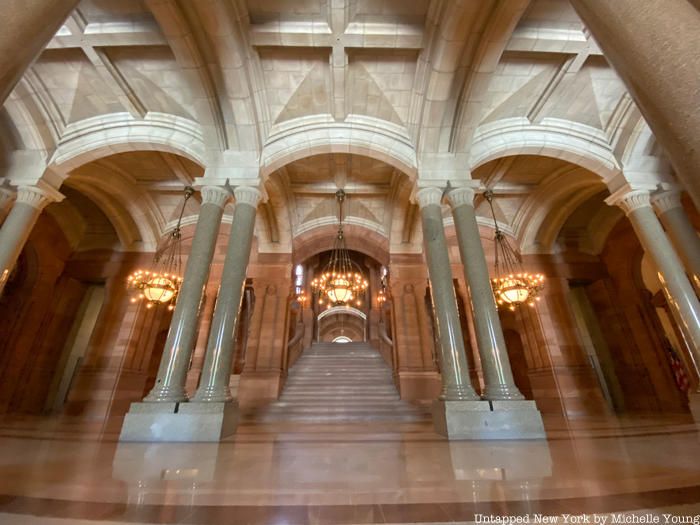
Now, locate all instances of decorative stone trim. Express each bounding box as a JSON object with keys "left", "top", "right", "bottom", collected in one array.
[
  {"left": 606, "top": 189, "right": 652, "bottom": 216},
  {"left": 415, "top": 187, "right": 443, "bottom": 209},
  {"left": 234, "top": 186, "right": 262, "bottom": 208},
  {"left": 15, "top": 186, "right": 60, "bottom": 211},
  {"left": 446, "top": 187, "right": 476, "bottom": 209},
  {"left": 651, "top": 189, "right": 683, "bottom": 215},
  {"left": 200, "top": 186, "right": 231, "bottom": 209}
]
